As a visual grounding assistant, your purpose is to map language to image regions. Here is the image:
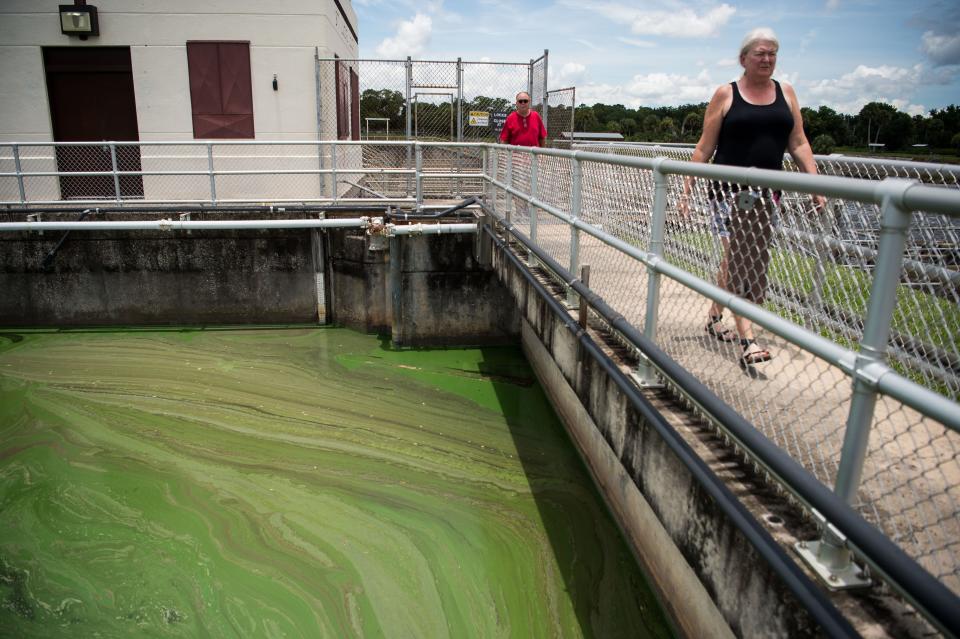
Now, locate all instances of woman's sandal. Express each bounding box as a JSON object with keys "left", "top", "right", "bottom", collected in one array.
[
  {"left": 740, "top": 338, "right": 772, "bottom": 365},
  {"left": 705, "top": 314, "right": 738, "bottom": 343}
]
